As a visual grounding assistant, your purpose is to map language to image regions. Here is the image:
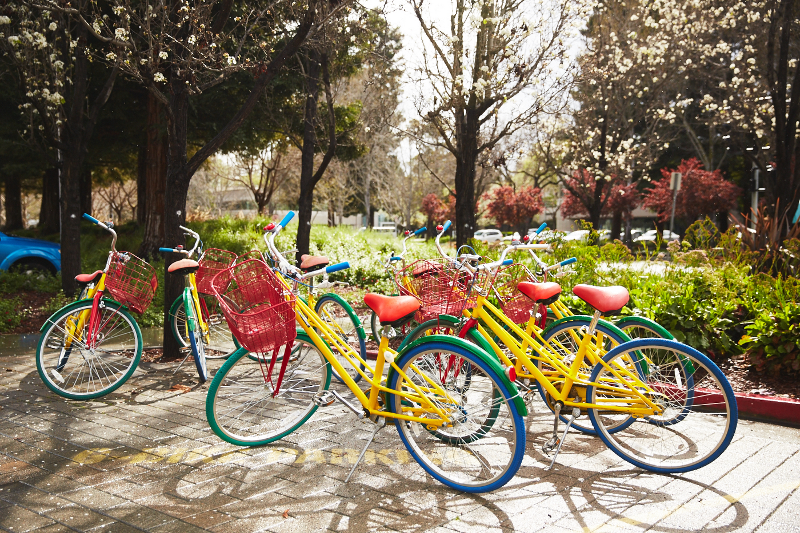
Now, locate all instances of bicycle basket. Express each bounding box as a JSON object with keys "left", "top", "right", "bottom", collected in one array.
[
  {"left": 491, "top": 262, "right": 542, "bottom": 324},
  {"left": 236, "top": 249, "right": 265, "bottom": 264},
  {"left": 196, "top": 248, "right": 237, "bottom": 295},
  {"left": 210, "top": 259, "right": 296, "bottom": 355},
  {"left": 104, "top": 252, "right": 158, "bottom": 314},
  {"left": 398, "top": 259, "right": 476, "bottom": 322}
]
